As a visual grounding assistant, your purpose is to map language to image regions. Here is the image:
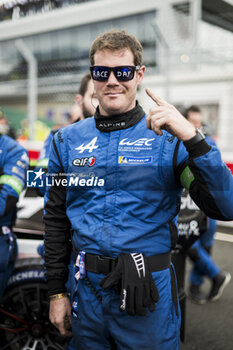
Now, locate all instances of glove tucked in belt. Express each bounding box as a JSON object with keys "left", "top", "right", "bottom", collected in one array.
[{"left": 100, "top": 253, "right": 159, "bottom": 316}]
